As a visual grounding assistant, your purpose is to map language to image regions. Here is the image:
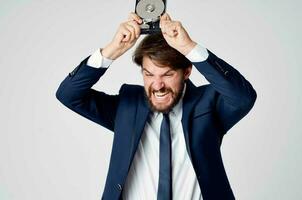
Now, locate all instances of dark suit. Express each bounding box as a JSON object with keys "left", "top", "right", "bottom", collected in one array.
[{"left": 56, "top": 50, "right": 256, "bottom": 200}]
